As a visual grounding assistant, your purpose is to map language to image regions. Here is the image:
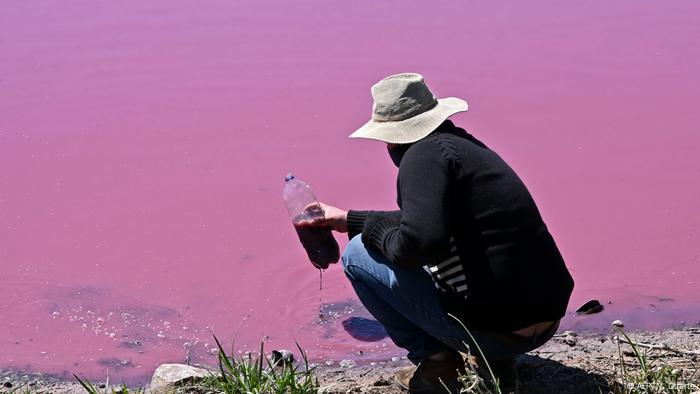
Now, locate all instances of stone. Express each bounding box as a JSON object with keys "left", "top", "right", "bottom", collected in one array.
[
  {"left": 576, "top": 299, "right": 604, "bottom": 315},
  {"left": 339, "top": 359, "right": 356, "bottom": 369},
  {"left": 558, "top": 330, "right": 578, "bottom": 347},
  {"left": 147, "top": 364, "right": 213, "bottom": 394},
  {"left": 563, "top": 335, "right": 577, "bottom": 347},
  {"left": 270, "top": 349, "right": 294, "bottom": 366},
  {"left": 372, "top": 377, "right": 391, "bottom": 386}
]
